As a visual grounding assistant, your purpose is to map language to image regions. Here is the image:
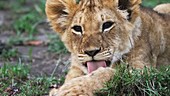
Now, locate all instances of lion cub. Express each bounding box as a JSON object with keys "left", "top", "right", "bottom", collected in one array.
[{"left": 46, "top": 0, "right": 170, "bottom": 95}]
